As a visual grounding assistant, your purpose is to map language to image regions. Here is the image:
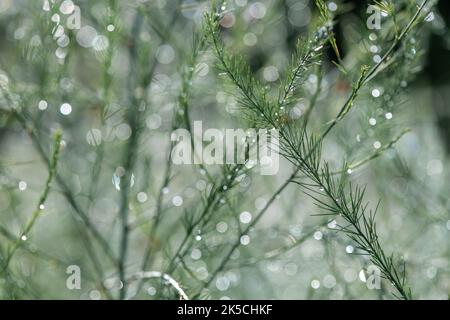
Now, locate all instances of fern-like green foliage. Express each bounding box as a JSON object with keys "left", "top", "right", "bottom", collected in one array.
[{"left": 205, "top": 0, "right": 432, "bottom": 300}]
